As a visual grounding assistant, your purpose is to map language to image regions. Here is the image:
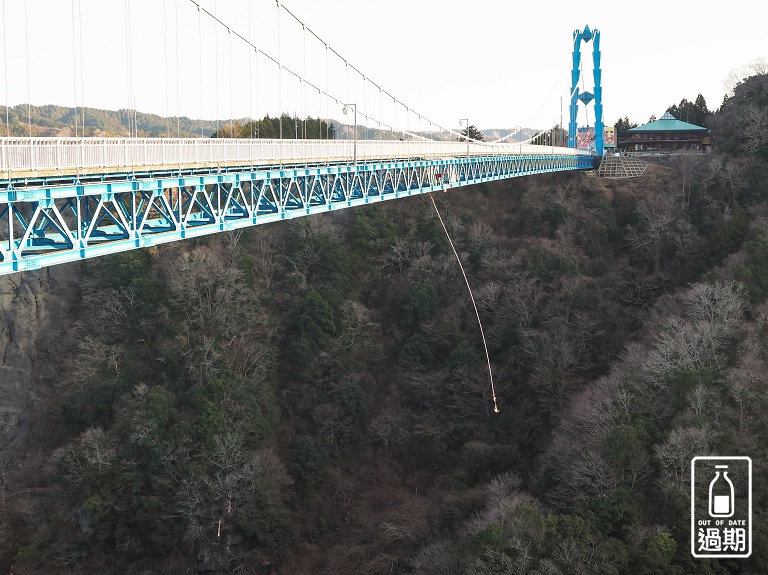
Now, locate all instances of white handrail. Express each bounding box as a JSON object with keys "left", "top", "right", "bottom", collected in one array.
[{"left": 0, "top": 137, "right": 590, "bottom": 175}]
